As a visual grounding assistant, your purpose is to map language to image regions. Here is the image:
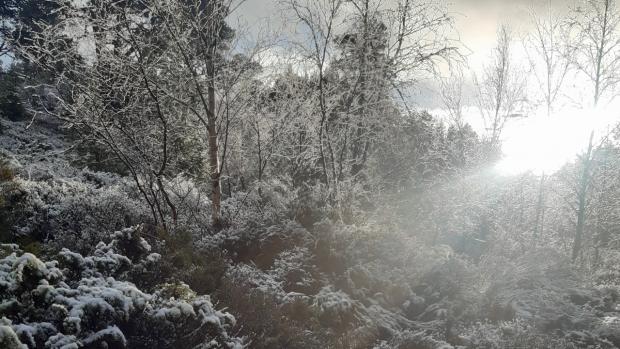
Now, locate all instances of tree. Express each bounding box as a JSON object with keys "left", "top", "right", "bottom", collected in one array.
[
  {"left": 440, "top": 69, "right": 466, "bottom": 130},
  {"left": 283, "top": 0, "right": 459, "bottom": 203},
  {"left": 572, "top": 132, "right": 595, "bottom": 261},
  {"left": 0, "top": 0, "right": 61, "bottom": 58},
  {"left": 440, "top": 69, "right": 484, "bottom": 169},
  {"left": 150, "top": 0, "right": 239, "bottom": 227},
  {"left": 474, "top": 26, "right": 527, "bottom": 148},
  {"left": 284, "top": 0, "right": 344, "bottom": 193},
  {"left": 588, "top": 143, "right": 620, "bottom": 265},
  {"left": 19, "top": 0, "right": 250, "bottom": 229},
  {"left": 567, "top": 0, "right": 620, "bottom": 106},
  {"left": 525, "top": 4, "right": 573, "bottom": 117}
]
